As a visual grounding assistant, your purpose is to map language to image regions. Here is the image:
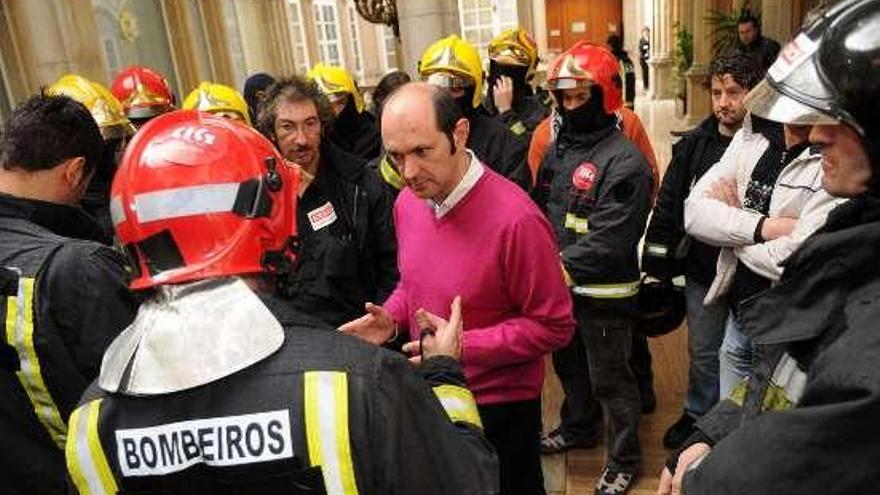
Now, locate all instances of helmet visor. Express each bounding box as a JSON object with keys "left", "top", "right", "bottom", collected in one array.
[
  {"left": 424, "top": 72, "right": 475, "bottom": 89},
  {"left": 752, "top": 32, "right": 859, "bottom": 131},
  {"left": 546, "top": 78, "right": 593, "bottom": 91},
  {"left": 746, "top": 79, "right": 841, "bottom": 126}
]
